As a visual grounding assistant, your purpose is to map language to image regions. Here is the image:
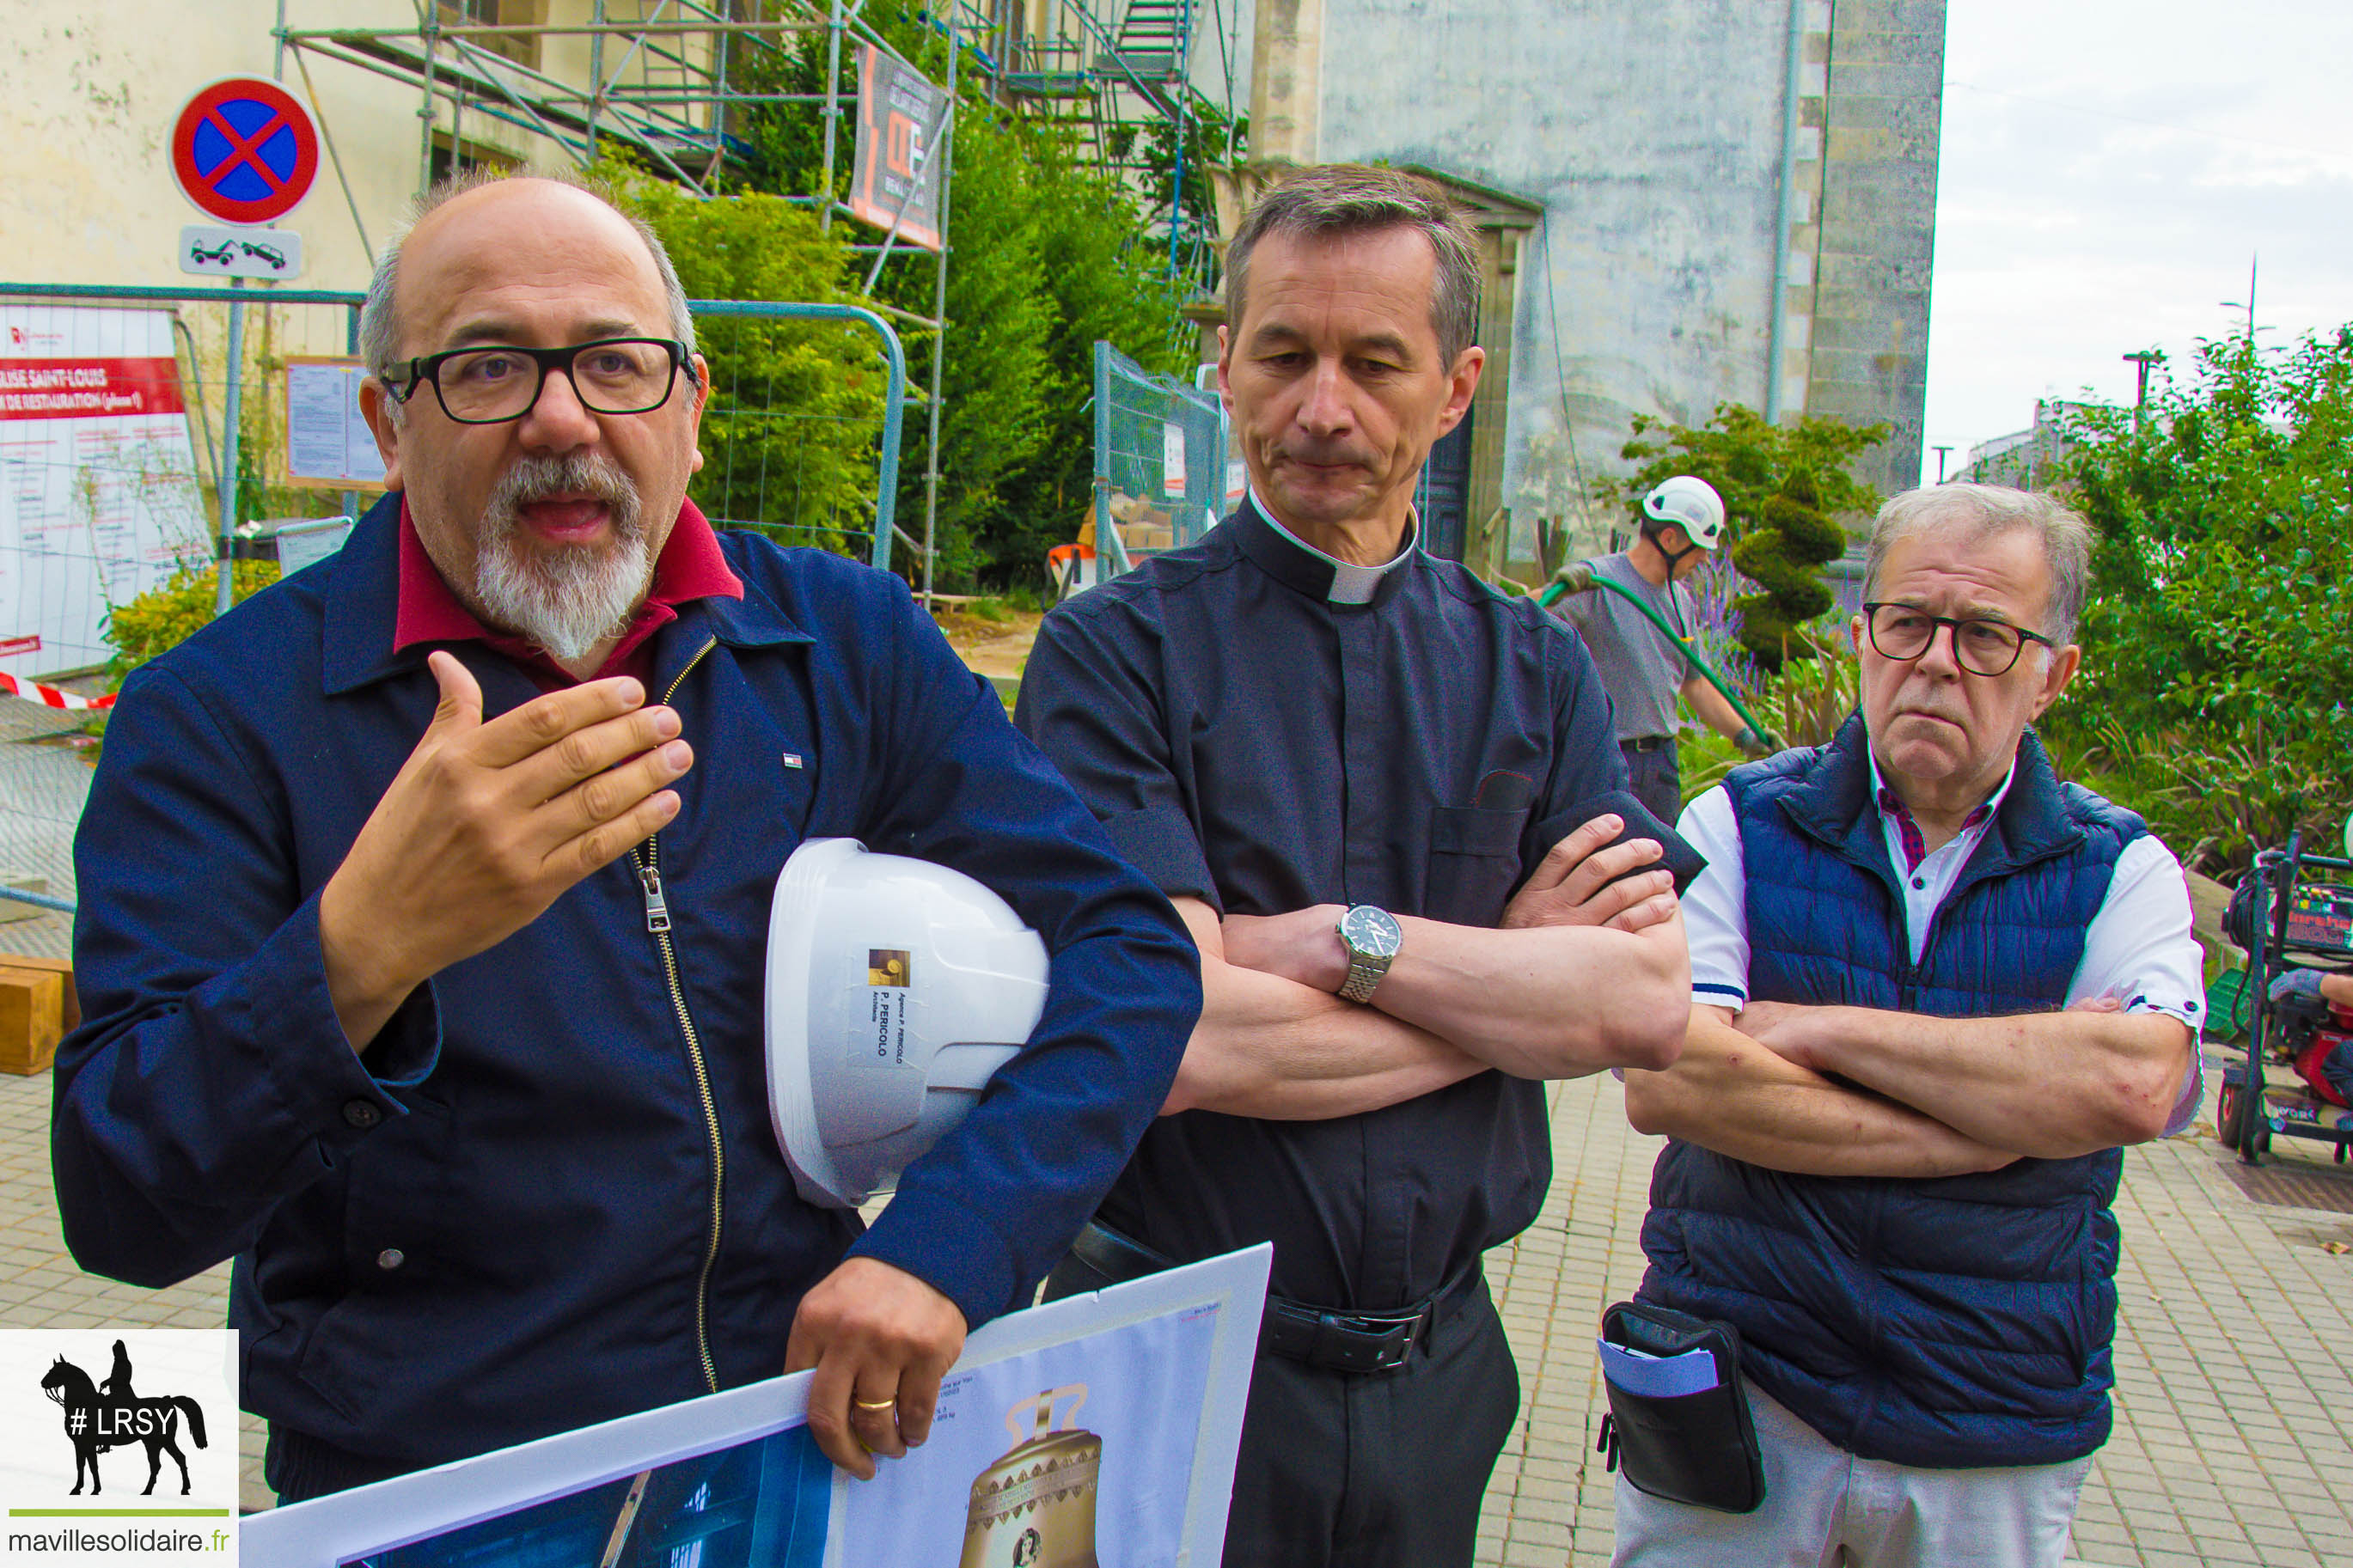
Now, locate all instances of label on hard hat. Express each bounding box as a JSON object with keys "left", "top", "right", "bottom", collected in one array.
[
  {"left": 862, "top": 949, "right": 913, "bottom": 1071},
  {"left": 768, "top": 839, "right": 1049, "bottom": 1208}
]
